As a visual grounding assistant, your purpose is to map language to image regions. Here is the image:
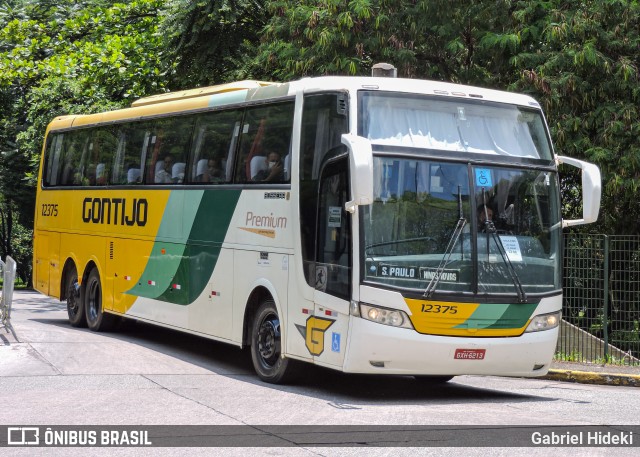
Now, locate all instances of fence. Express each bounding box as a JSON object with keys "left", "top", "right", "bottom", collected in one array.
[
  {"left": 0, "top": 256, "right": 17, "bottom": 330},
  {"left": 559, "top": 234, "right": 640, "bottom": 365}
]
